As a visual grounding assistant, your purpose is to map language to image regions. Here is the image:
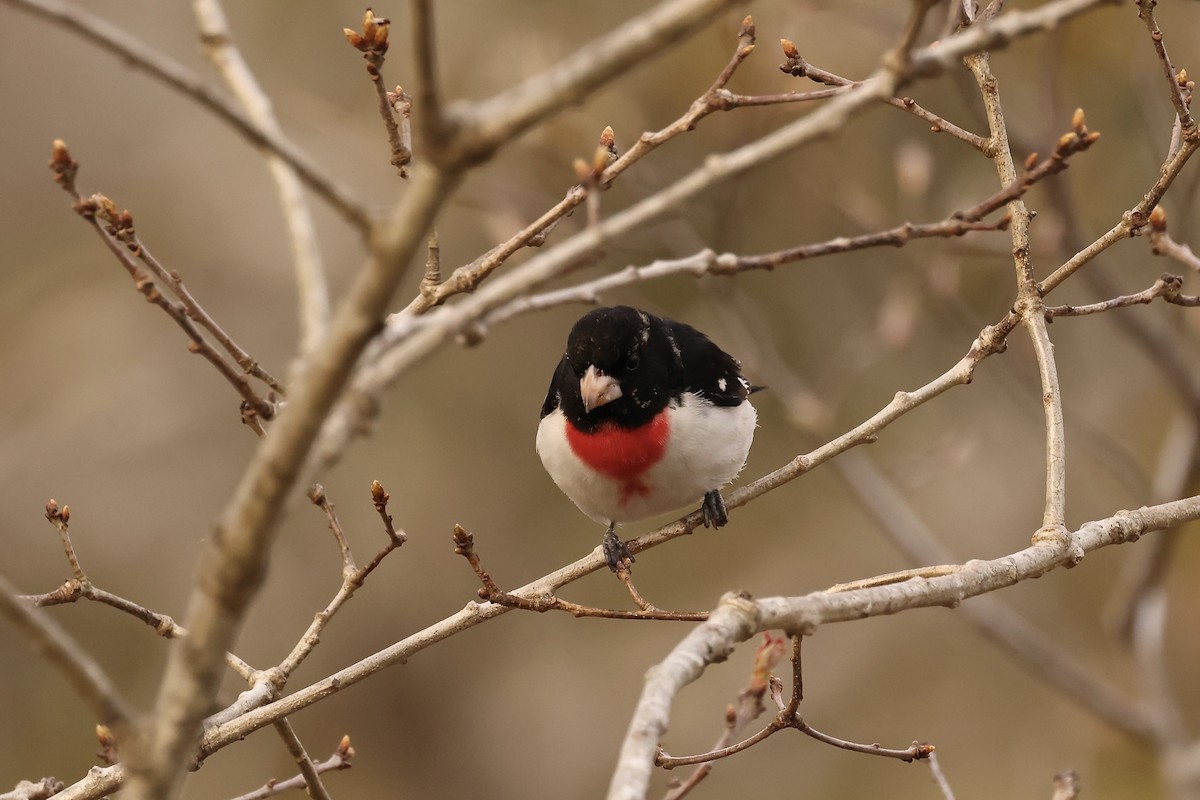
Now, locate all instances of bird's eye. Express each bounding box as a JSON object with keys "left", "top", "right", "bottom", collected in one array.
[{"left": 625, "top": 351, "right": 640, "bottom": 371}]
